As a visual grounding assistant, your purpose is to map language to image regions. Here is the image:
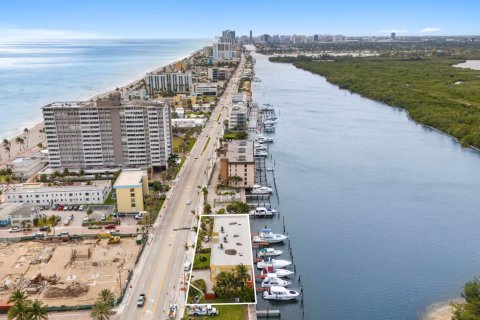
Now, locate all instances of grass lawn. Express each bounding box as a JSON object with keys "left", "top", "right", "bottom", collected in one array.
[
  {"left": 173, "top": 136, "right": 197, "bottom": 154},
  {"left": 184, "top": 305, "right": 246, "bottom": 320},
  {"left": 103, "top": 191, "right": 116, "bottom": 205},
  {"left": 193, "top": 253, "right": 211, "bottom": 270}
]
